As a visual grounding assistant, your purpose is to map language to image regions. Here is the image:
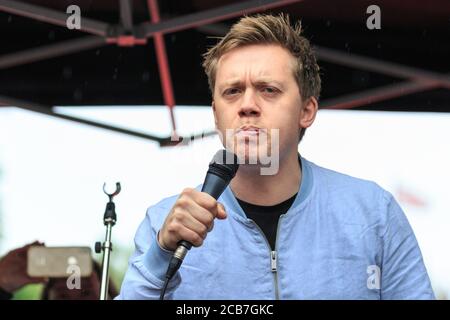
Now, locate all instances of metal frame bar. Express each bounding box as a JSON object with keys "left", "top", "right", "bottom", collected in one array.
[
  {"left": 0, "top": 0, "right": 304, "bottom": 144},
  {"left": 159, "top": 130, "right": 218, "bottom": 147},
  {"left": 0, "top": 95, "right": 165, "bottom": 143},
  {"left": 0, "top": 0, "right": 111, "bottom": 36},
  {"left": 315, "top": 46, "right": 450, "bottom": 89},
  {"left": 0, "top": 0, "right": 304, "bottom": 69},
  {"left": 196, "top": 23, "right": 228, "bottom": 36},
  {"left": 0, "top": 36, "right": 107, "bottom": 70},
  {"left": 119, "top": 0, "right": 133, "bottom": 32},
  {"left": 198, "top": 22, "right": 450, "bottom": 110},
  {"left": 320, "top": 80, "right": 441, "bottom": 110},
  {"left": 147, "top": 0, "right": 177, "bottom": 134},
  {"left": 0, "top": 95, "right": 217, "bottom": 146},
  {"left": 138, "top": 0, "right": 304, "bottom": 38},
  {"left": 1, "top": 0, "right": 448, "bottom": 144}
]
